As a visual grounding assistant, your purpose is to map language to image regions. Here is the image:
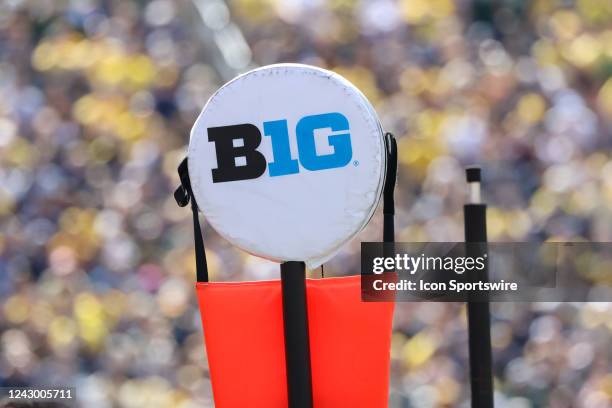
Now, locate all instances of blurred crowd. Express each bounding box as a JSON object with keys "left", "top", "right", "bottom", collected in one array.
[{"left": 0, "top": 0, "right": 611, "bottom": 406}]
